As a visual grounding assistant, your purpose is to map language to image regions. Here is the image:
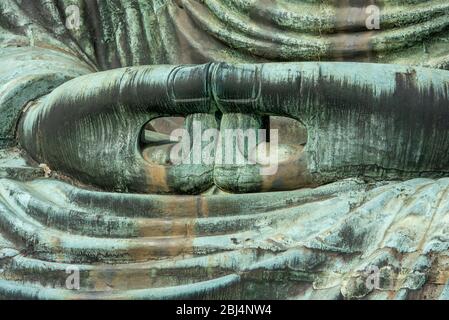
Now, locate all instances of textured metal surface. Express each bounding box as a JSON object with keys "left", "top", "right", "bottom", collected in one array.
[
  {"left": 2, "top": 1, "right": 449, "bottom": 67},
  {"left": 0, "top": 0, "right": 449, "bottom": 300},
  {"left": 17, "top": 62, "right": 449, "bottom": 194},
  {"left": 0, "top": 176, "right": 449, "bottom": 299}
]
